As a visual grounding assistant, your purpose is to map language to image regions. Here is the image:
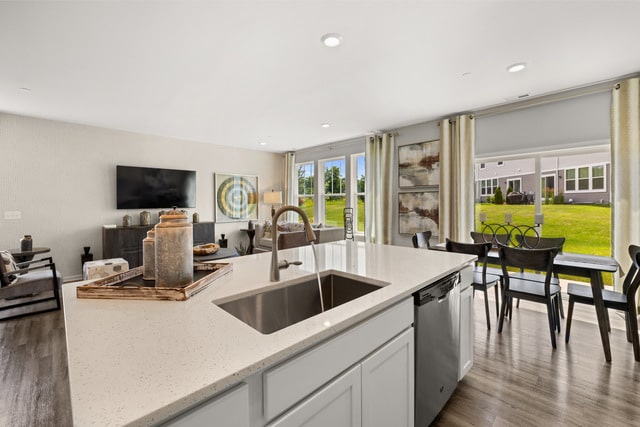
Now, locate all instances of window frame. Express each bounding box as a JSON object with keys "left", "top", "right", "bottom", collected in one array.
[
  {"left": 506, "top": 178, "right": 522, "bottom": 193},
  {"left": 352, "top": 153, "right": 366, "bottom": 233},
  {"left": 479, "top": 178, "right": 498, "bottom": 196},
  {"left": 564, "top": 163, "right": 607, "bottom": 193}
]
